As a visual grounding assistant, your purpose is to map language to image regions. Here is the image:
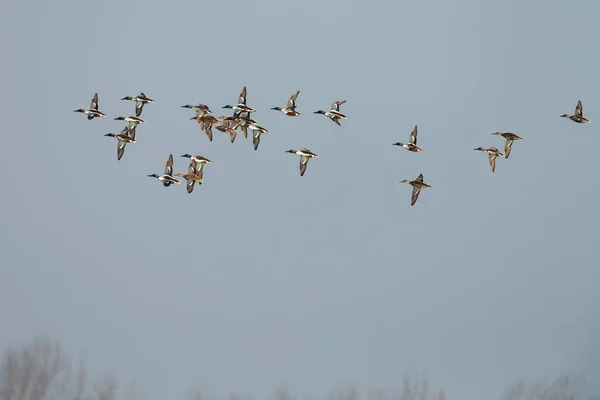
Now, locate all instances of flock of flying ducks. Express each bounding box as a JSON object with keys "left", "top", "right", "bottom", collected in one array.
[{"left": 74, "top": 90, "right": 592, "bottom": 204}]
